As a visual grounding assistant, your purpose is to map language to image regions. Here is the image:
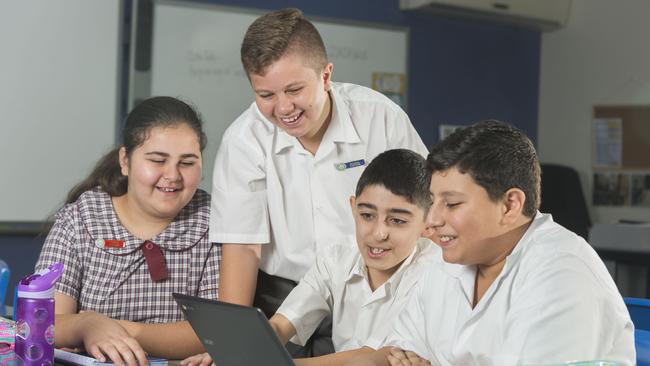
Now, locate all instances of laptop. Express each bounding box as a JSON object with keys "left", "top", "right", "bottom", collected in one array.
[{"left": 172, "top": 293, "right": 295, "bottom": 366}]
